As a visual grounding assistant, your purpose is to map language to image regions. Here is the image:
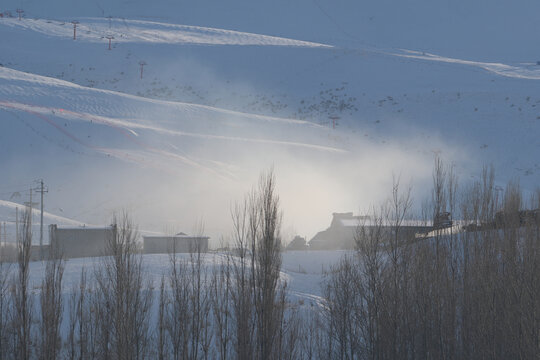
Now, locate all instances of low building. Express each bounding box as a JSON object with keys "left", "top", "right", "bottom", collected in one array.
[
  {"left": 30, "top": 244, "right": 49, "bottom": 261},
  {"left": 309, "top": 212, "right": 433, "bottom": 250},
  {"left": 49, "top": 224, "right": 116, "bottom": 259},
  {"left": 0, "top": 242, "right": 17, "bottom": 262},
  {"left": 286, "top": 235, "right": 309, "bottom": 251},
  {"left": 143, "top": 232, "right": 209, "bottom": 254},
  {"left": 309, "top": 213, "right": 362, "bottom": 250}
]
